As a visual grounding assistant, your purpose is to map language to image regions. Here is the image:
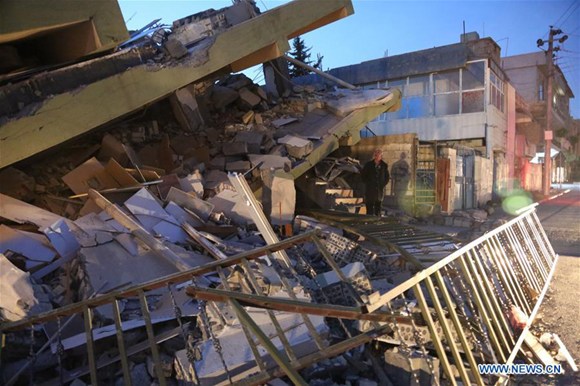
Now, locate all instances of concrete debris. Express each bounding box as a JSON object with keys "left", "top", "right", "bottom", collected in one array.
[
  {"left": 277, "top": 135, "right": 313, "bottom": 159},
  {"left": 0, "top": 225, "right": 56, "bottom": 270},
  {"left": 0, "top": 254, "right": 52, "bottom": 322},
  {"left": 1, "top": 2, "right": 560, "bottom": 386}
]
